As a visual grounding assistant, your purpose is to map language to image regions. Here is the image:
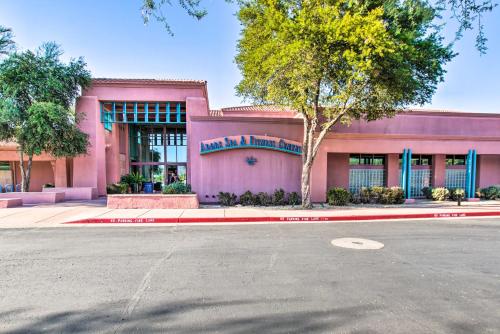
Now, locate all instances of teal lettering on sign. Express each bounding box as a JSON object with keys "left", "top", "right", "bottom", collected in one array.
[{"left": 200, "top": 135, "right": 302, "bottom": 156}]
